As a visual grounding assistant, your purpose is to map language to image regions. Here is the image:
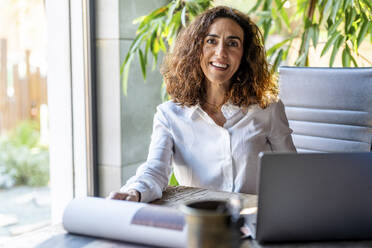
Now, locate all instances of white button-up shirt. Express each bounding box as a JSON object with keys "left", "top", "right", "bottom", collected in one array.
[{"left": 121, "top": 99, "right": 296, "bottom": 202}]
